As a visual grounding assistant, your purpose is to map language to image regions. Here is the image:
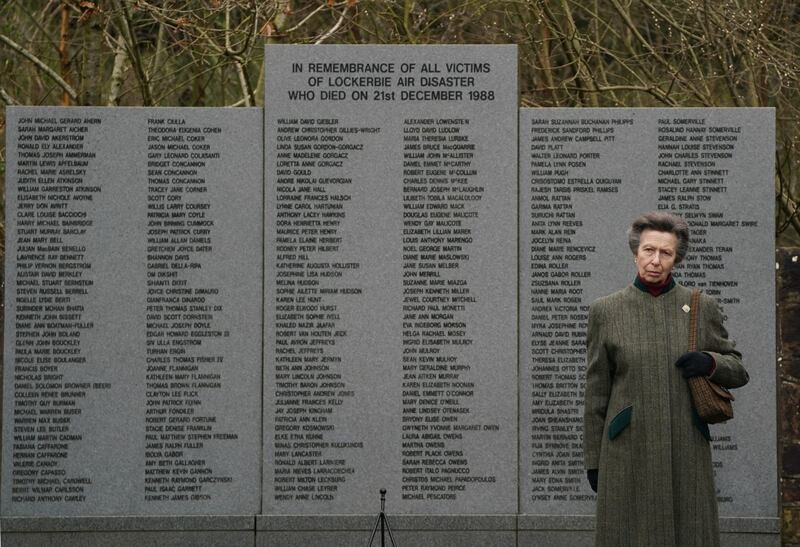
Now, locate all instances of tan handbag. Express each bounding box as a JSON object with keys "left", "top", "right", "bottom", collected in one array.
[{"left": 687, "top": 289, "right": 734, "bottom": 424}]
